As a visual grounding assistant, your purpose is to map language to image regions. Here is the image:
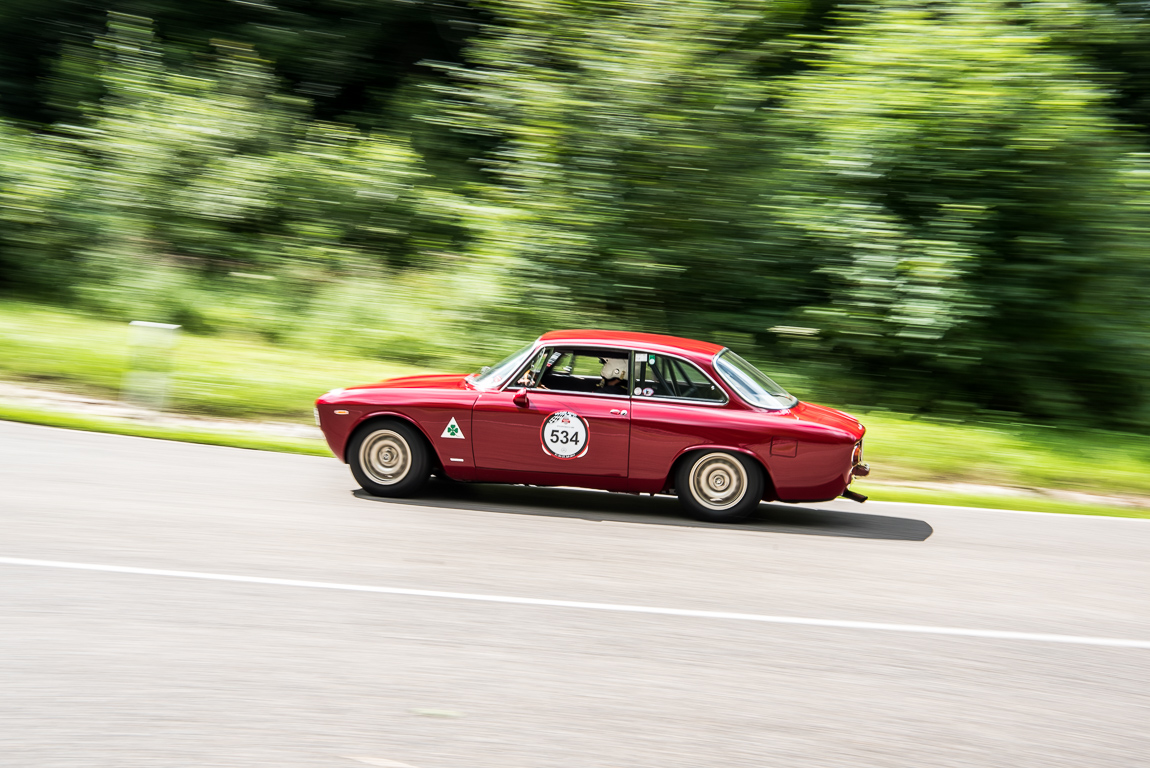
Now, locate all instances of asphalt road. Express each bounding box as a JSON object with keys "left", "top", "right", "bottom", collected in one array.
[{"left": 1, "top": 420, "right": 1148, "bottom": 768}]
